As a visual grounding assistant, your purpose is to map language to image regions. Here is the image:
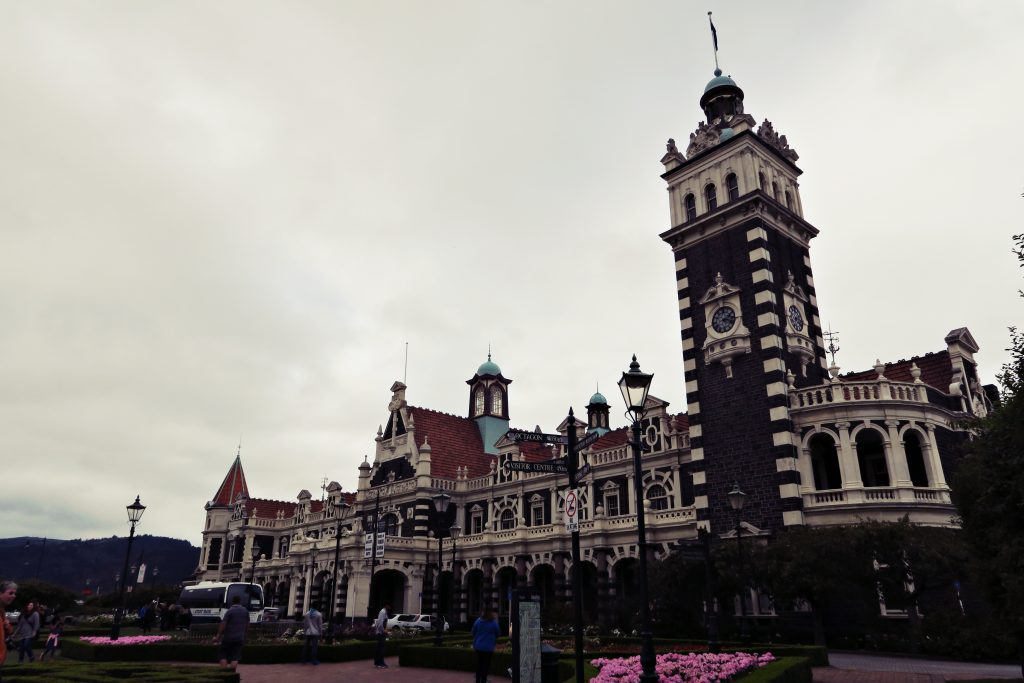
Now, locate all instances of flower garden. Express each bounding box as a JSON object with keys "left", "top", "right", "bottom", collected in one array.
[{"left": 591, "top": 651, "right": 776, "bottom": 683}]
